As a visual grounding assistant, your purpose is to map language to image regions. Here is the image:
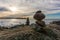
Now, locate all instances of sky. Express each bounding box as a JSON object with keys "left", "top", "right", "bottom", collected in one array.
[{"left": 0, "top": 0, "right": 60, "bottom": 19}]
